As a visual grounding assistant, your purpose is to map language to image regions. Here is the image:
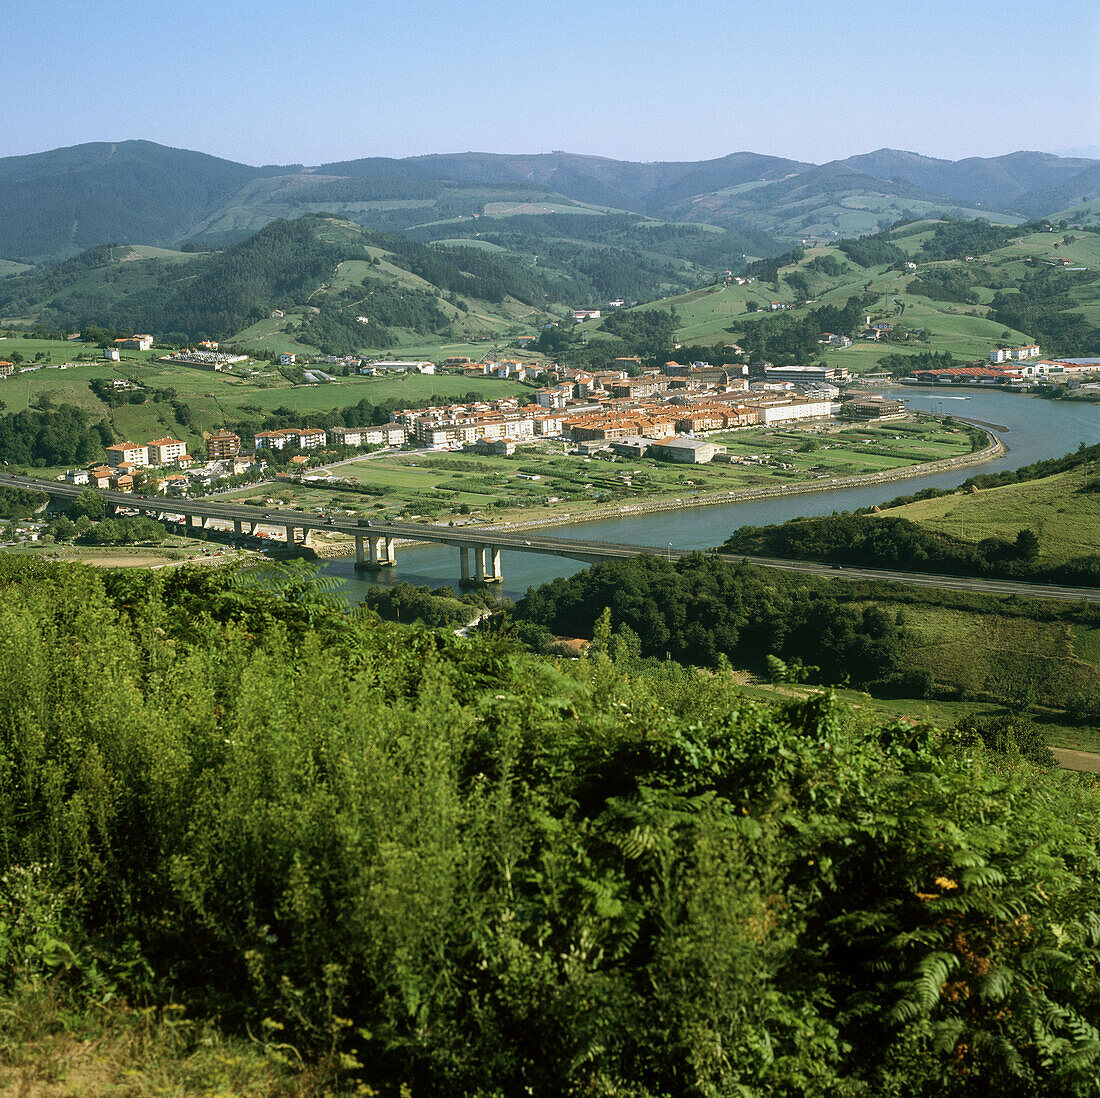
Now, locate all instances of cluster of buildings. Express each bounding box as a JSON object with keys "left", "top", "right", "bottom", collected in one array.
[
  {"left": 906, "top": 357, "right": 1100, "bottom": 388},
  {"left": 374, "top": 358, "right": 847, "bottom": 463},
  {"left": 160, "top": 349, "right": 249, "bottom": 371},
  {"left": 989, "top": 344, "right": 1041, "bottom": 364},
  {"left": 64, "top": 429, "right": 248, "bottom": 494}
]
